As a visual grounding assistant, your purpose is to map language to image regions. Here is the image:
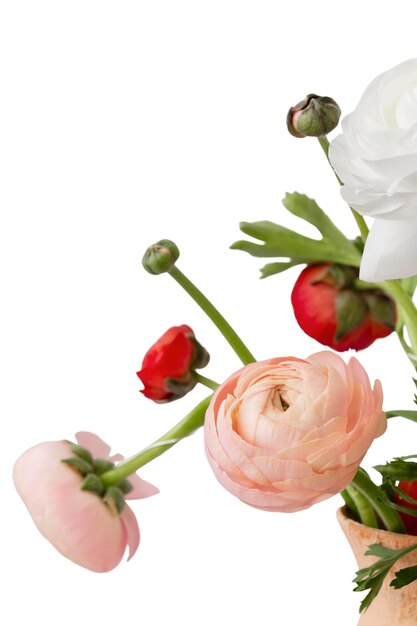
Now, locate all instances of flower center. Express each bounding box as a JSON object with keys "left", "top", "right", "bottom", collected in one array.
[{"left": 273, "top": 388, "right": 289, "bottom": 411}]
